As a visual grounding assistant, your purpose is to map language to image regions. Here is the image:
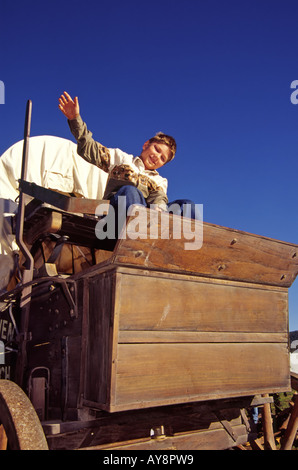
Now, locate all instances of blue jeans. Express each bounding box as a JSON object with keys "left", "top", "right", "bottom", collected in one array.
[
  {"left": 95, "top": 185, "right": 200, "bottom": 240},
  {"left": 109, "top": 185, "right": 200, "bottom": 220}
]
